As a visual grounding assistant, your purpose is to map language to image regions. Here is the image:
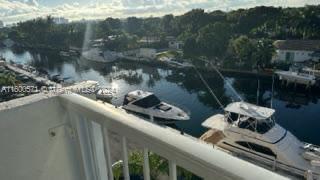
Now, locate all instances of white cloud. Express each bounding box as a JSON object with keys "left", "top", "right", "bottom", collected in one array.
[{"left": 0, "top": 0, "right": 319, "bottom": 24}]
